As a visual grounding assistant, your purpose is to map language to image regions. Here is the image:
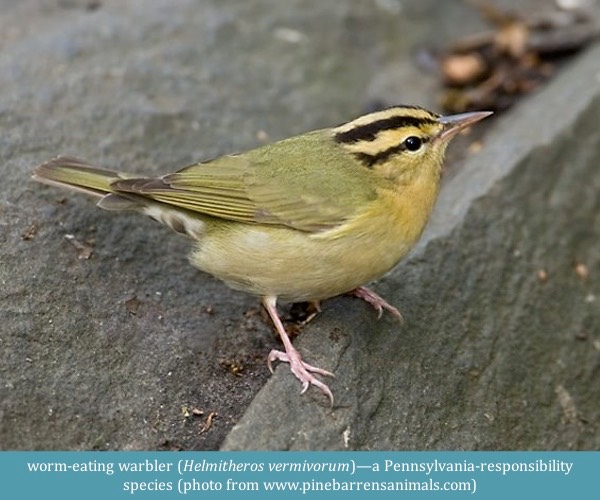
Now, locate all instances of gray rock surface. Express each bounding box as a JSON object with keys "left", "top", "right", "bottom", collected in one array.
[{"left": 1, "top": 0, "right": 598, "bottom": 450}]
